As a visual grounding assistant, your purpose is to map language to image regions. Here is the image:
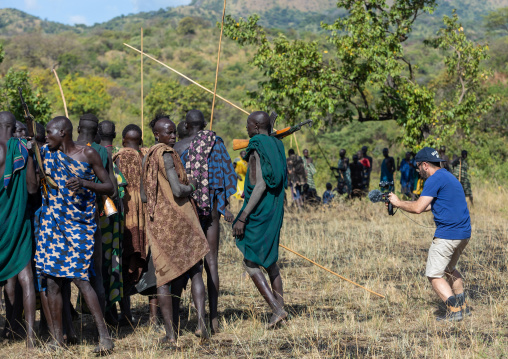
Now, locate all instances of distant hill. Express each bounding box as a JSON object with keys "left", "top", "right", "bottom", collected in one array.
[
  {"left": 0, "top": 8, "right": 79, "bottom": 36},
  {"left": 2, "top": 0, "right": 508, "bottom": 36}
]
